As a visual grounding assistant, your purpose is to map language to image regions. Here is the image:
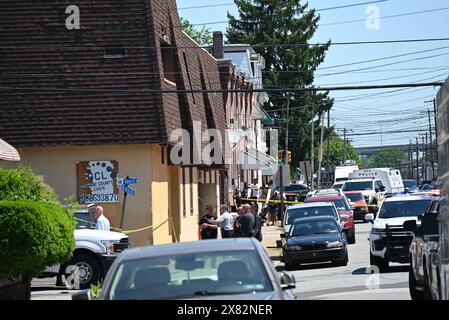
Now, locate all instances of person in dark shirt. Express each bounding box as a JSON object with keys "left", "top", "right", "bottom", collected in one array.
[
  {"left": 236, "top": 204, "right": 255, "bottom": 238},
  {"left": 251, "top": 203, "right": 263, "bottom": 242},
  {"left": 198, "top": 204, "right": 218, "bottom": 240}
]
